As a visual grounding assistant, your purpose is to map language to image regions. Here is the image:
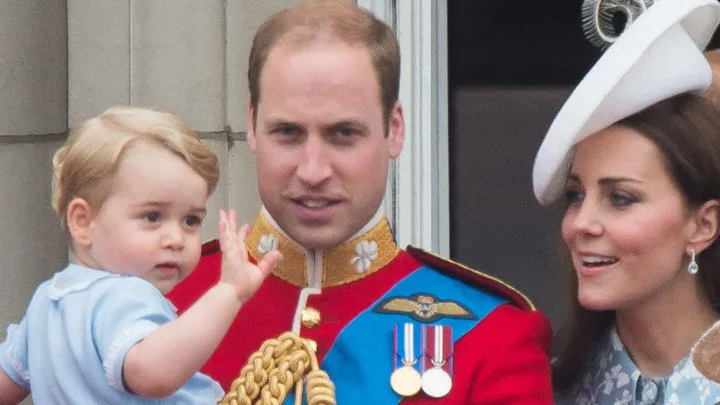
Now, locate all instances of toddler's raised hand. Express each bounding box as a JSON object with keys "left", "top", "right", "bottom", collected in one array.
[{"left": 217, "top": 209, "right": 280, "bottom": 303}]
